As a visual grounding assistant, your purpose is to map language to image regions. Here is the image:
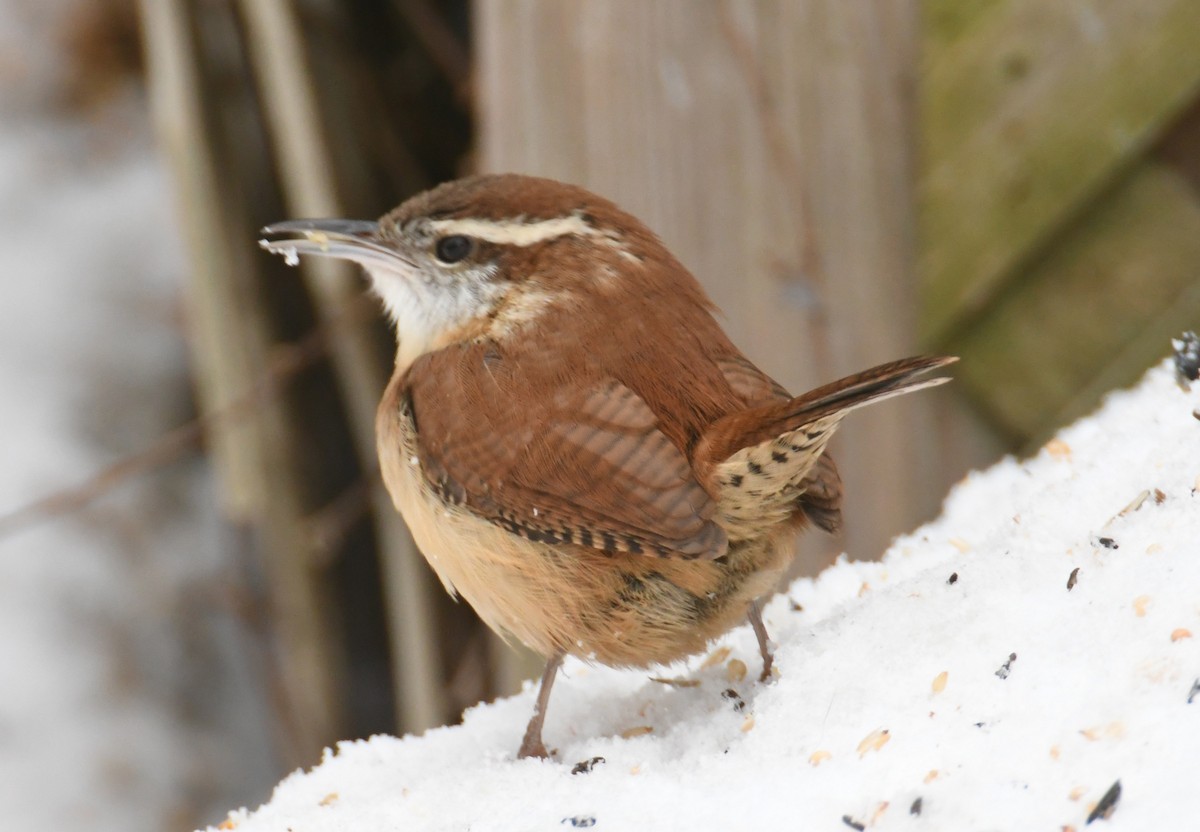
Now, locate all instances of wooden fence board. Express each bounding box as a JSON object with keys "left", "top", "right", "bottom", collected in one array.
[
  {"left": 921, "top": 0, "right": 1200, "bottom": 341},
  {"left": 950, "top": 163, "right": 1200, "bottom": 438}
]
